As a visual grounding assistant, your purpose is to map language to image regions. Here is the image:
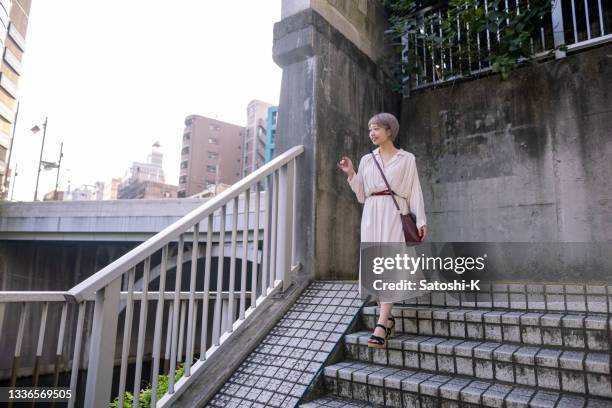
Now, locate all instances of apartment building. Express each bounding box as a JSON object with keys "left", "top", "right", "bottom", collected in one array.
[
  {"left": 178, "top": 115, "right": 243, "bottom": 197},
  {"left": 0, "top": 0, "right": 31, "bottom": 198}
]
